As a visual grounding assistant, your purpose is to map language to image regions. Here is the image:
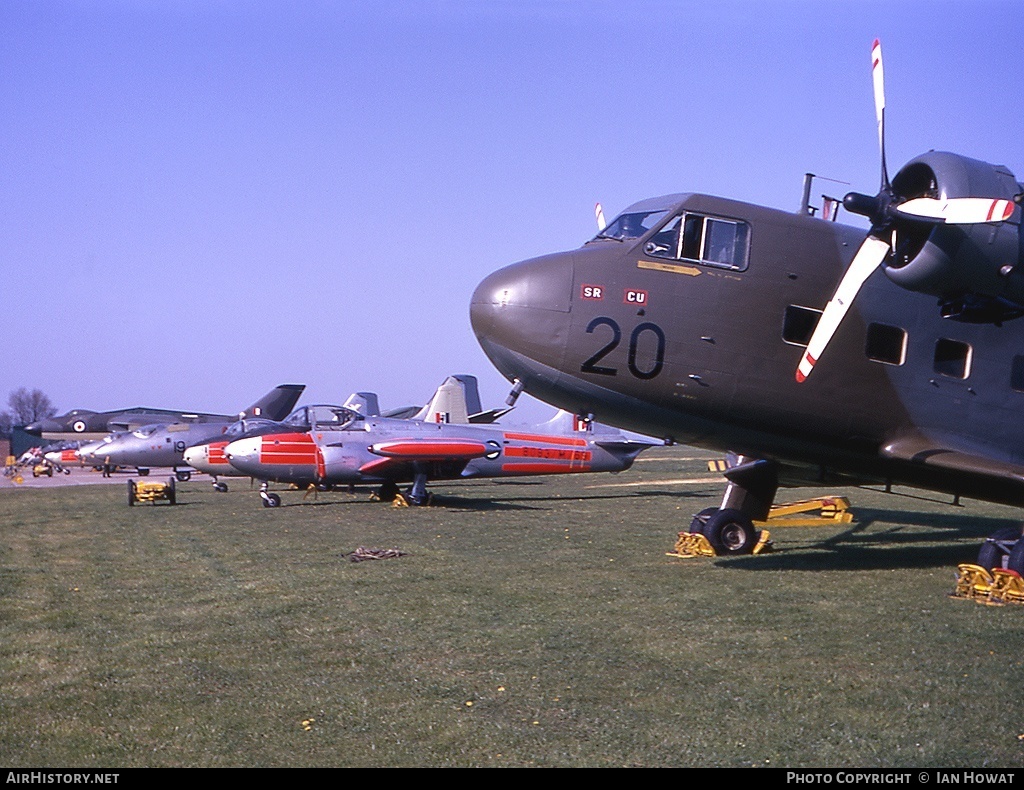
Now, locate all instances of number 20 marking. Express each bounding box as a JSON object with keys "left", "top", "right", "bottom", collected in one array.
[{"left": 581, "top": 317, "right": 665, "bottom": 380}]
